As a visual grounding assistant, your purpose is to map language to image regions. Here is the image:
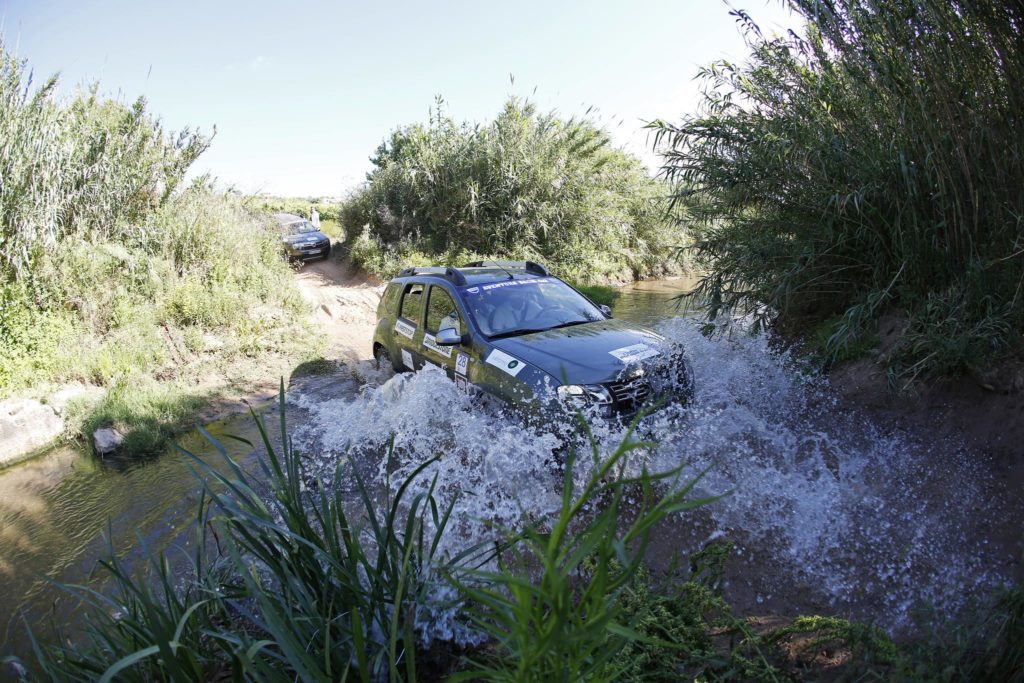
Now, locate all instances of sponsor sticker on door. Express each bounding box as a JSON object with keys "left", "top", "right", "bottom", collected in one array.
[
  {"left": 401, "top": 349, "right": 413, "bottom": 370},
  {"left": 395, "top": 319, "right": 416, "bottom": 339},
  {"left": 422, "top": 333, "right": 454, "bottom": 358}
]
